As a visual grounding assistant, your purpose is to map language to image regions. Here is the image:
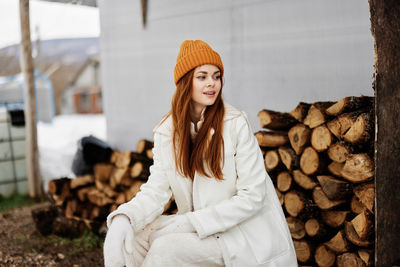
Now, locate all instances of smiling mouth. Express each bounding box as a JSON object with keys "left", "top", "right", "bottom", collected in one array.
[{"left": 203, "top": 92, "right": 216, "bottom": 95}]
